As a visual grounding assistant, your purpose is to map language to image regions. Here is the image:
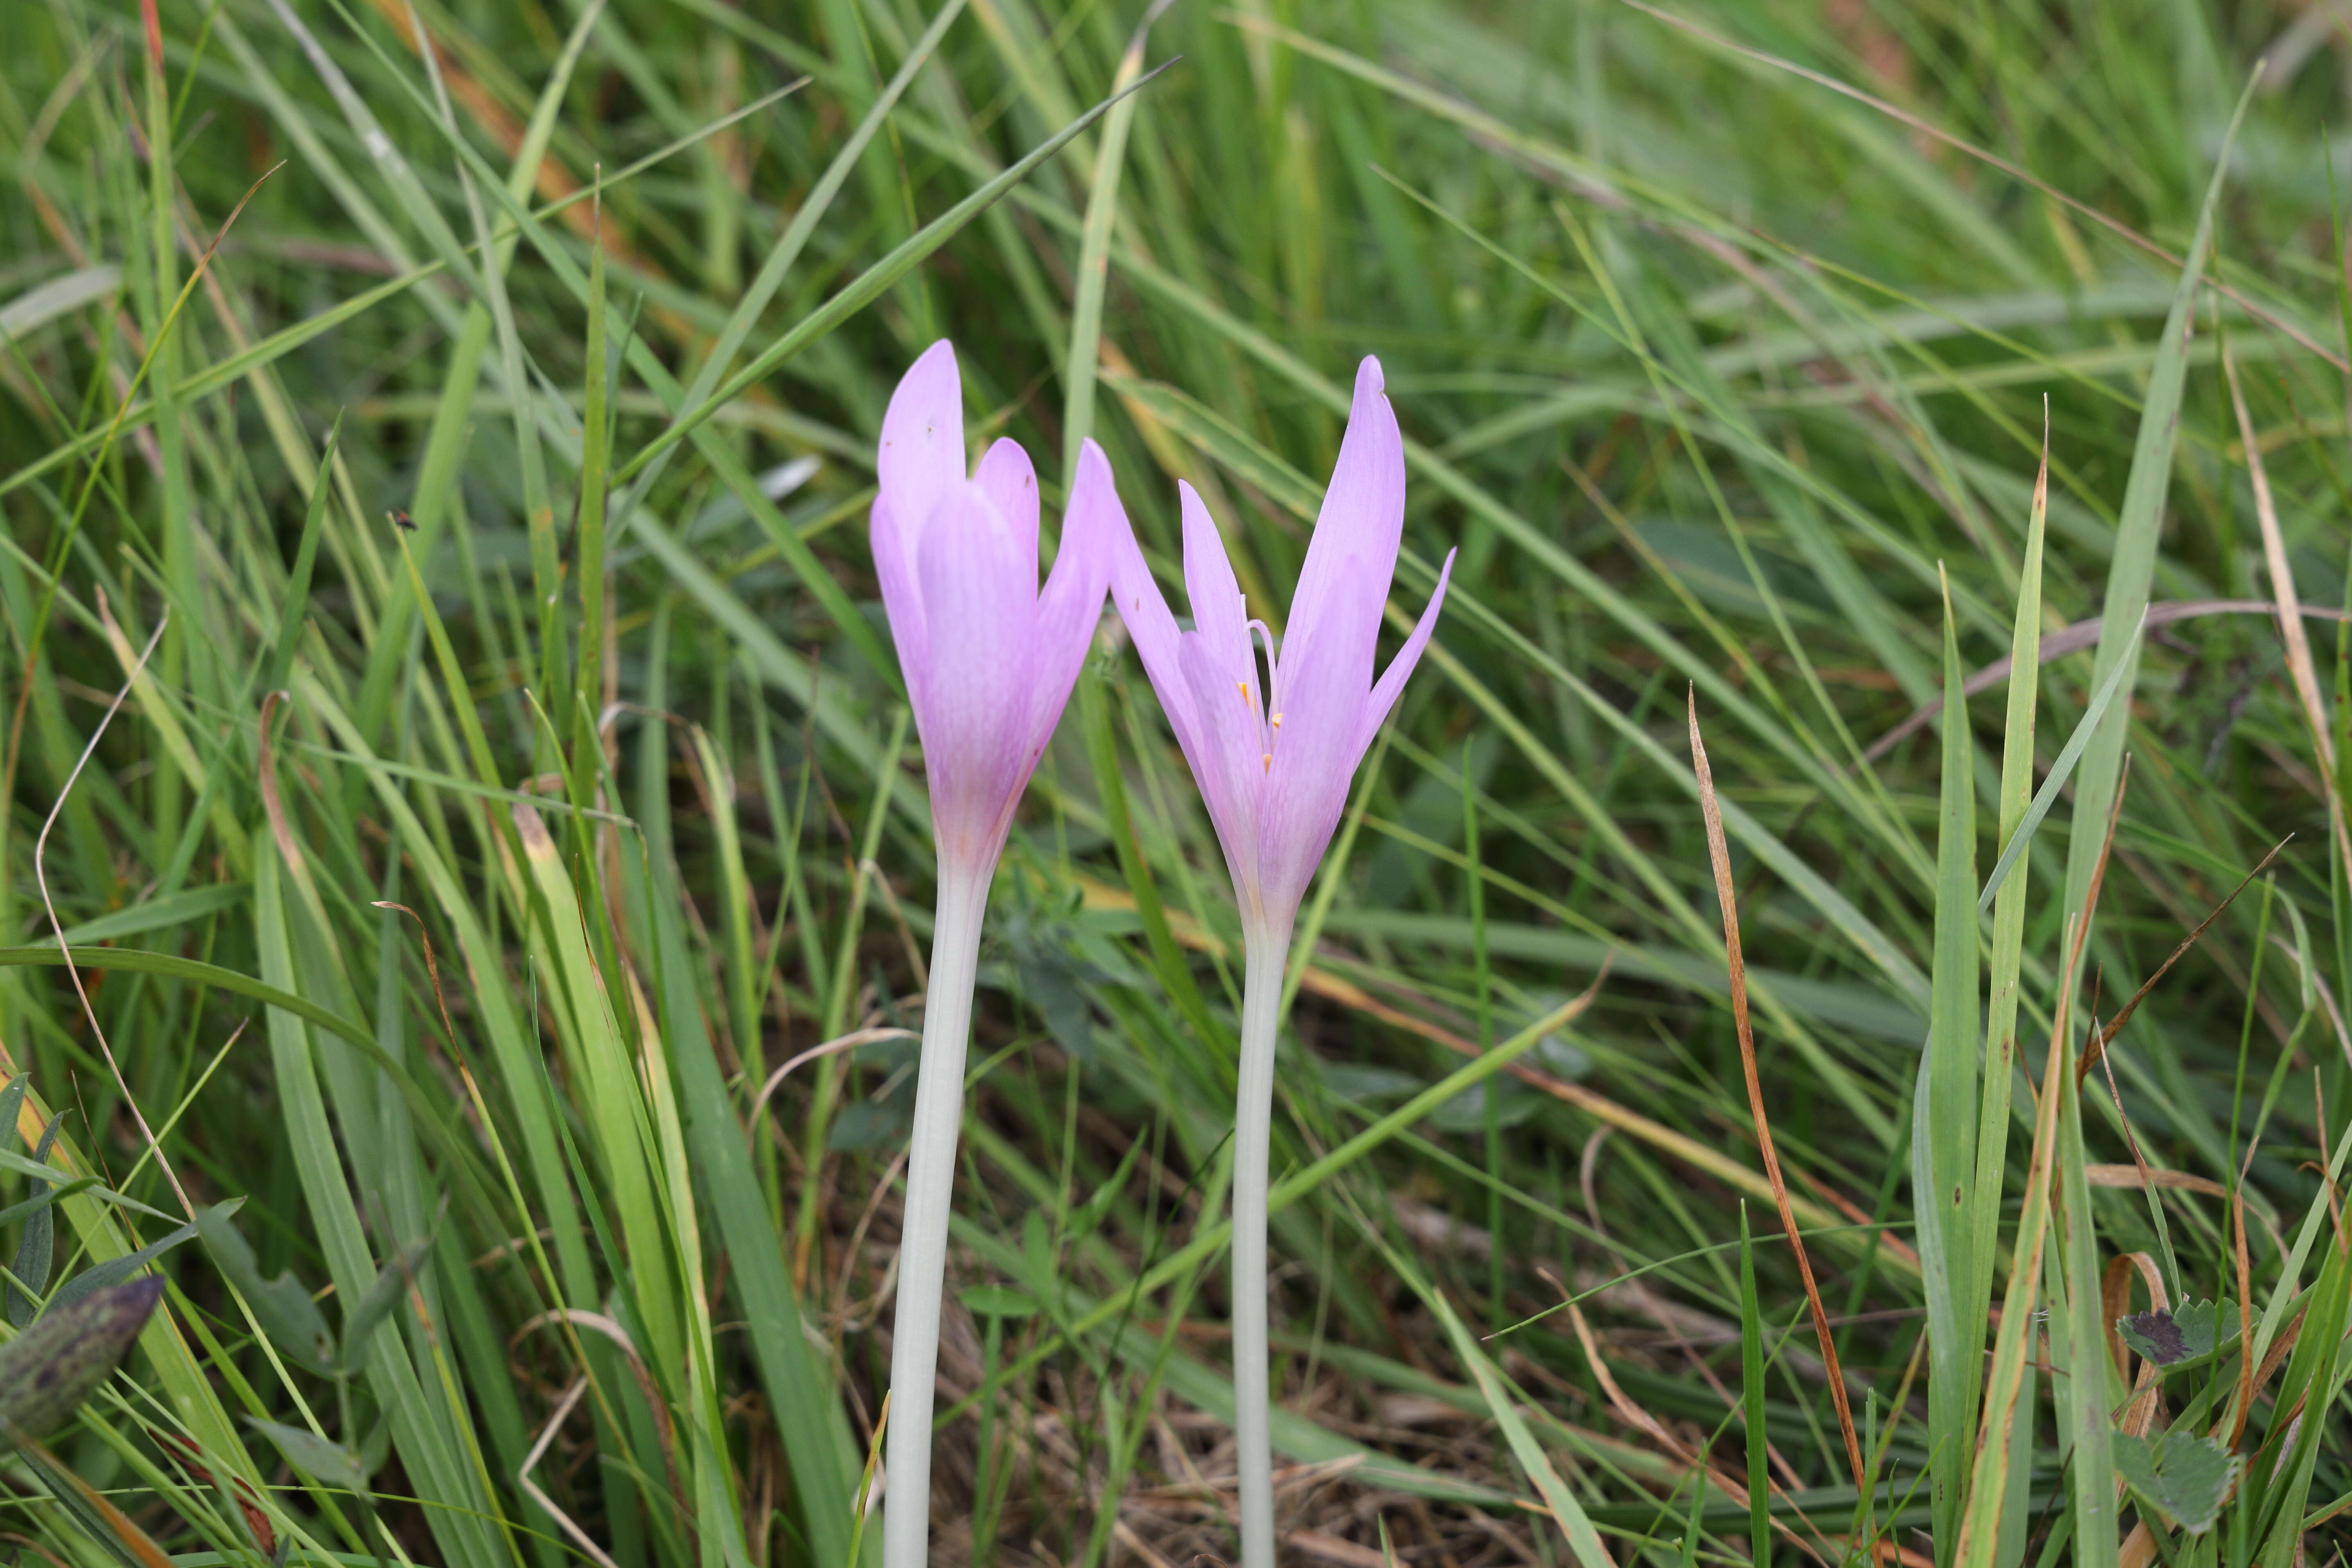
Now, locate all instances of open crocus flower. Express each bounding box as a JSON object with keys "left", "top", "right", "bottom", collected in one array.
[
  {"left": 1109, "top": 355, "right": 1450, "bottom": 1568},
  {"left": 1111, "top": 356, "right": 1454, "bottom": 940},
  {"left": 871, "top": 339, "right": 1117, "bottom": 1568}
]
